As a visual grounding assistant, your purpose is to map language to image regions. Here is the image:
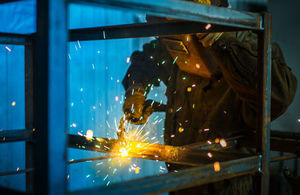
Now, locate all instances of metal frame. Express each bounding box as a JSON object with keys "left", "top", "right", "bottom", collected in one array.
[{"left": 0, "top": 0, "right": 297, "bottom": 194}]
